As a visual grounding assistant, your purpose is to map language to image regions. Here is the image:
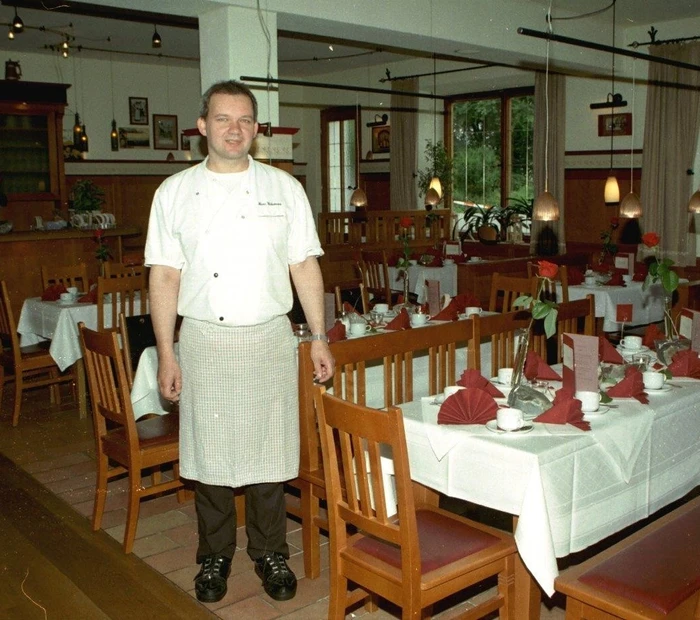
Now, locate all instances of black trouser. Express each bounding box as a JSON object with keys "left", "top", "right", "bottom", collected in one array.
[{"left": 194, "top": 480, "right": 288, "bottom": 563}]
